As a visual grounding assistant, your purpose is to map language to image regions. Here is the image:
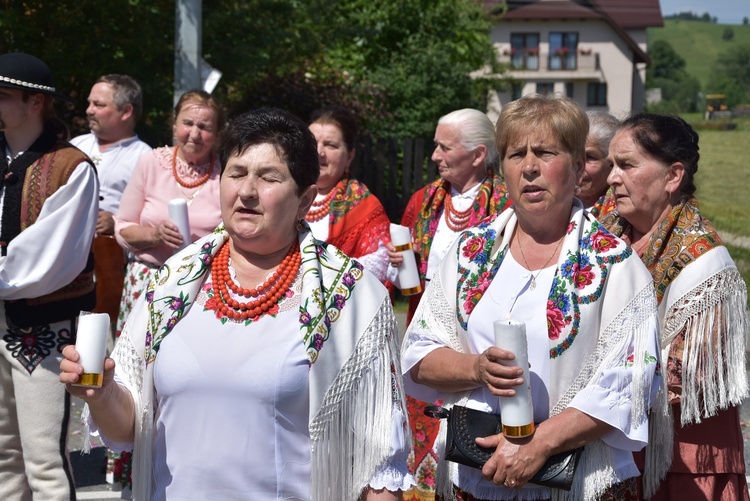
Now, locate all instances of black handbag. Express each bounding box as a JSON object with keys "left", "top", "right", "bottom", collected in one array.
[{"left": 425, "top": 405, "right": 581, "bottom": 491}]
